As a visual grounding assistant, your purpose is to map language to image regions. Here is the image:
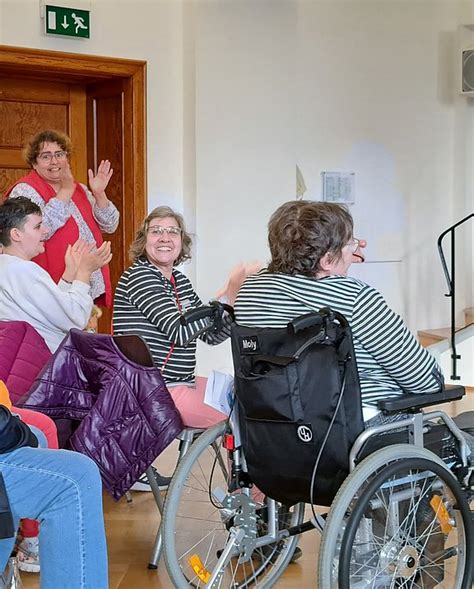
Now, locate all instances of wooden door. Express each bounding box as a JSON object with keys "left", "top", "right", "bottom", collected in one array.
[
  {"left": 0, "top": 76, "right": 87, "bottom": 195},
  {"left": 87, "top": 79, "right": 126, "bottom": 330}
]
